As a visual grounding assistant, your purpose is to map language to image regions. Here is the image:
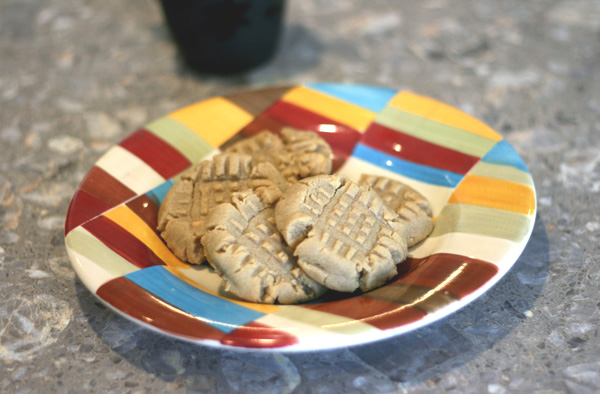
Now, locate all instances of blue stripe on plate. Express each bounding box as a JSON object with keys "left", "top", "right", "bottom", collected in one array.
[
  {"left": 306, "top": 83, "right": 397, "bottom": 113},
  {"left": 146, "top": 180, "right": 173, "bottom": 206},
  {"left": 125, "top": 266, "right": 264, "bottom": 333},
  {"left": 352, "top": 143, "right": 464, "bottom": 187},
  {"left": 481, "top": 140, "right": 529, "bottom": 172}
]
